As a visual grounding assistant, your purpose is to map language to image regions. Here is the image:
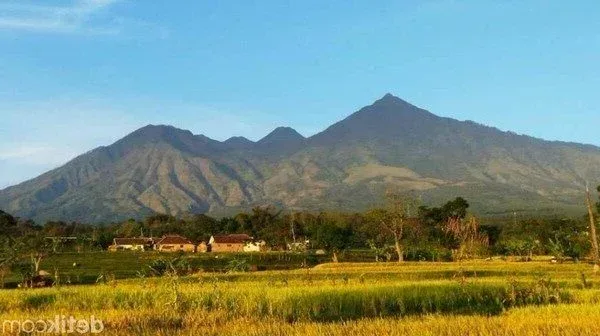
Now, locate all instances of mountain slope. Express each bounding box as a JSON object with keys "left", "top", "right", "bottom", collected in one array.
[
  {"left": 1, "top": 94, "right": 599, "bottom": 222},
  {"left": 0, "top": 125, "right": 263, "bottom": 222},
  {"left": 276, "top": 94, "right": 600, "bottom": 212}
]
